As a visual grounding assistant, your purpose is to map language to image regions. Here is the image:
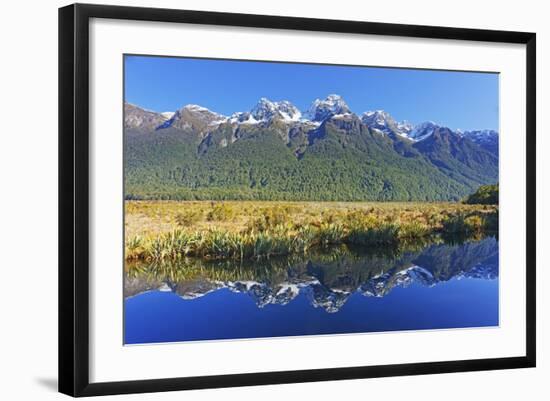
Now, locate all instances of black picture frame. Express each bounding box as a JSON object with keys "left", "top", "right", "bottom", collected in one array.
[{"left": 59, "top": 3, "right": 536, "bottom": 397}]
